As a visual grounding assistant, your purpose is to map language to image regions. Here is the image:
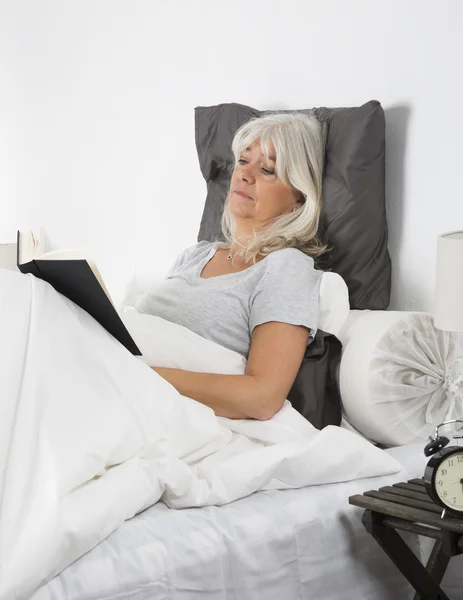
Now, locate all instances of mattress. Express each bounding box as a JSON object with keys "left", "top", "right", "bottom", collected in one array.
[{"left": 32, "top": 443, "right": 463, "bottom": 600}]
